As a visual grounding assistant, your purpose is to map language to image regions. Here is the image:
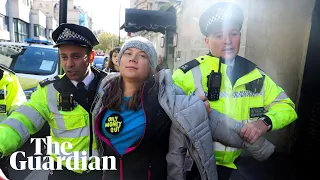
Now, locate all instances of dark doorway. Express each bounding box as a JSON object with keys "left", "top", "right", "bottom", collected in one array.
[{"left": 291, "top": 0, "right": 320, "bottom": 177}]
